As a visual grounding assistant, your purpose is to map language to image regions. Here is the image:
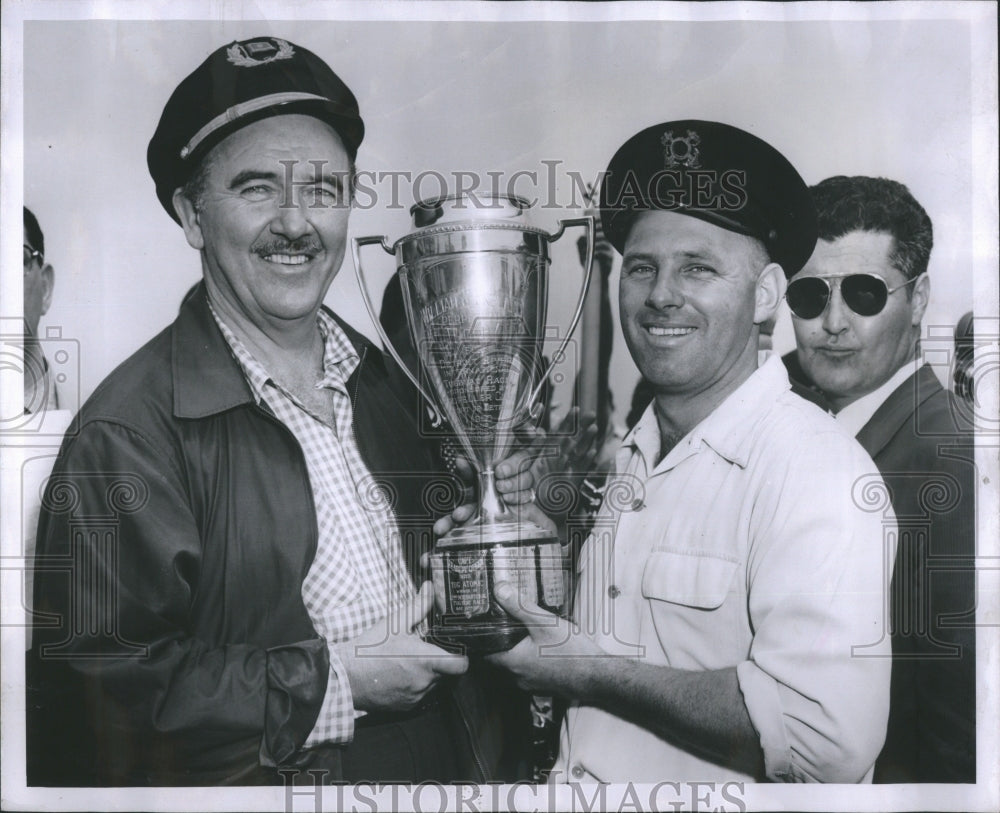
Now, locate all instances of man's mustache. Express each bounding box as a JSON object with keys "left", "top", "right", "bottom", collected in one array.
[{"left": 252, "top": 238, "right": 323, "bottom": 256}]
